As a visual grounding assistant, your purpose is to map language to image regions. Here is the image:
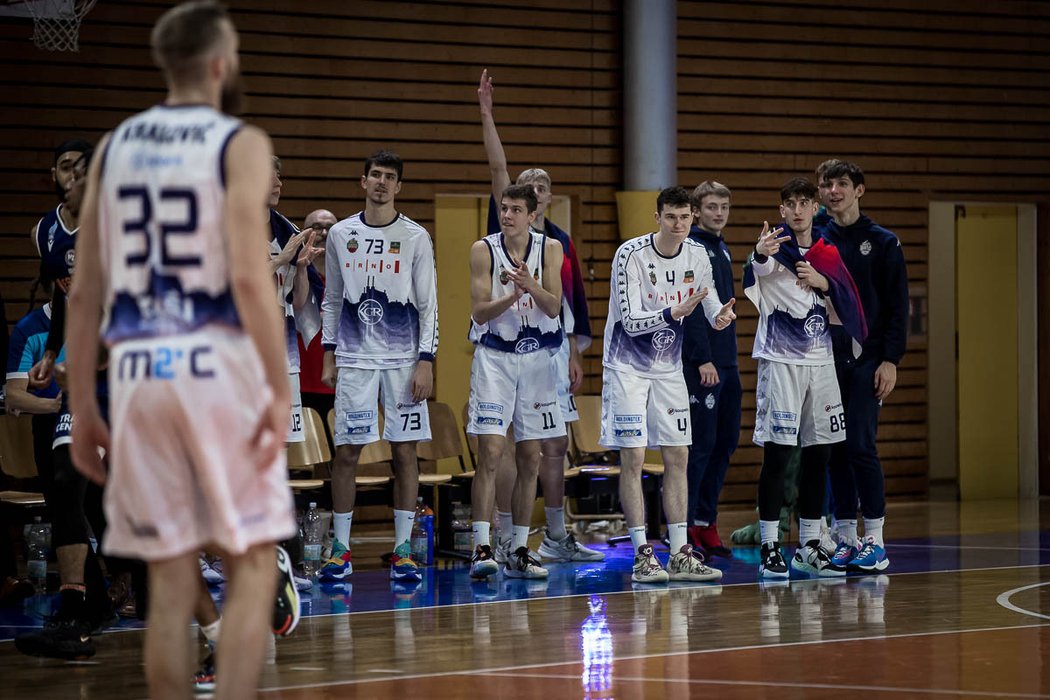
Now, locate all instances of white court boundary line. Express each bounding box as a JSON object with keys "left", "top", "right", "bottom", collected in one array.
[
  {"left": 892, "top": 543, "right": 1050, "bottom": 553},
  {"left": 996, "top": 581, "right": 1050, "bottom": 621},
  {"left": 256, "top": 621, "right": 1050, "bottom": 693},
  {"left": 478, "top": 671, "right": 1050, "bottom": 699}
]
